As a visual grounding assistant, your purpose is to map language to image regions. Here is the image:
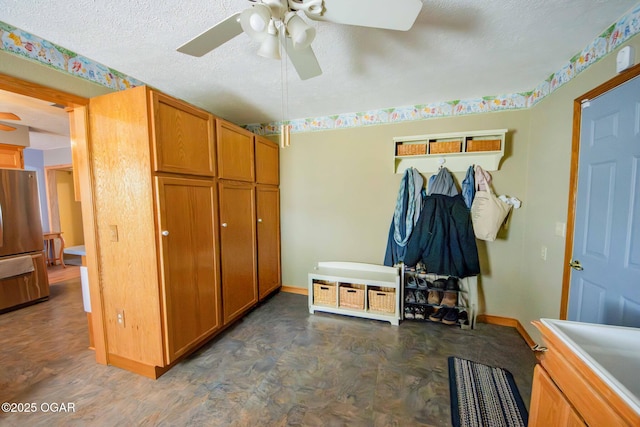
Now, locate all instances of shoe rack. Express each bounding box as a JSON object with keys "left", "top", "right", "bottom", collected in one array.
[{"left": 401, "top": 265, "right": 477, "bottom": 329}]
